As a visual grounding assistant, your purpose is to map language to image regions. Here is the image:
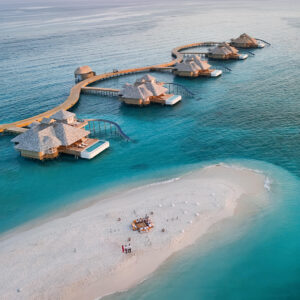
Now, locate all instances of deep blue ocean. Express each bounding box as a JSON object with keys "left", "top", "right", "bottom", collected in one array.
[{"left": 1, "top": 0, "right": 300, "bottom": 299}]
